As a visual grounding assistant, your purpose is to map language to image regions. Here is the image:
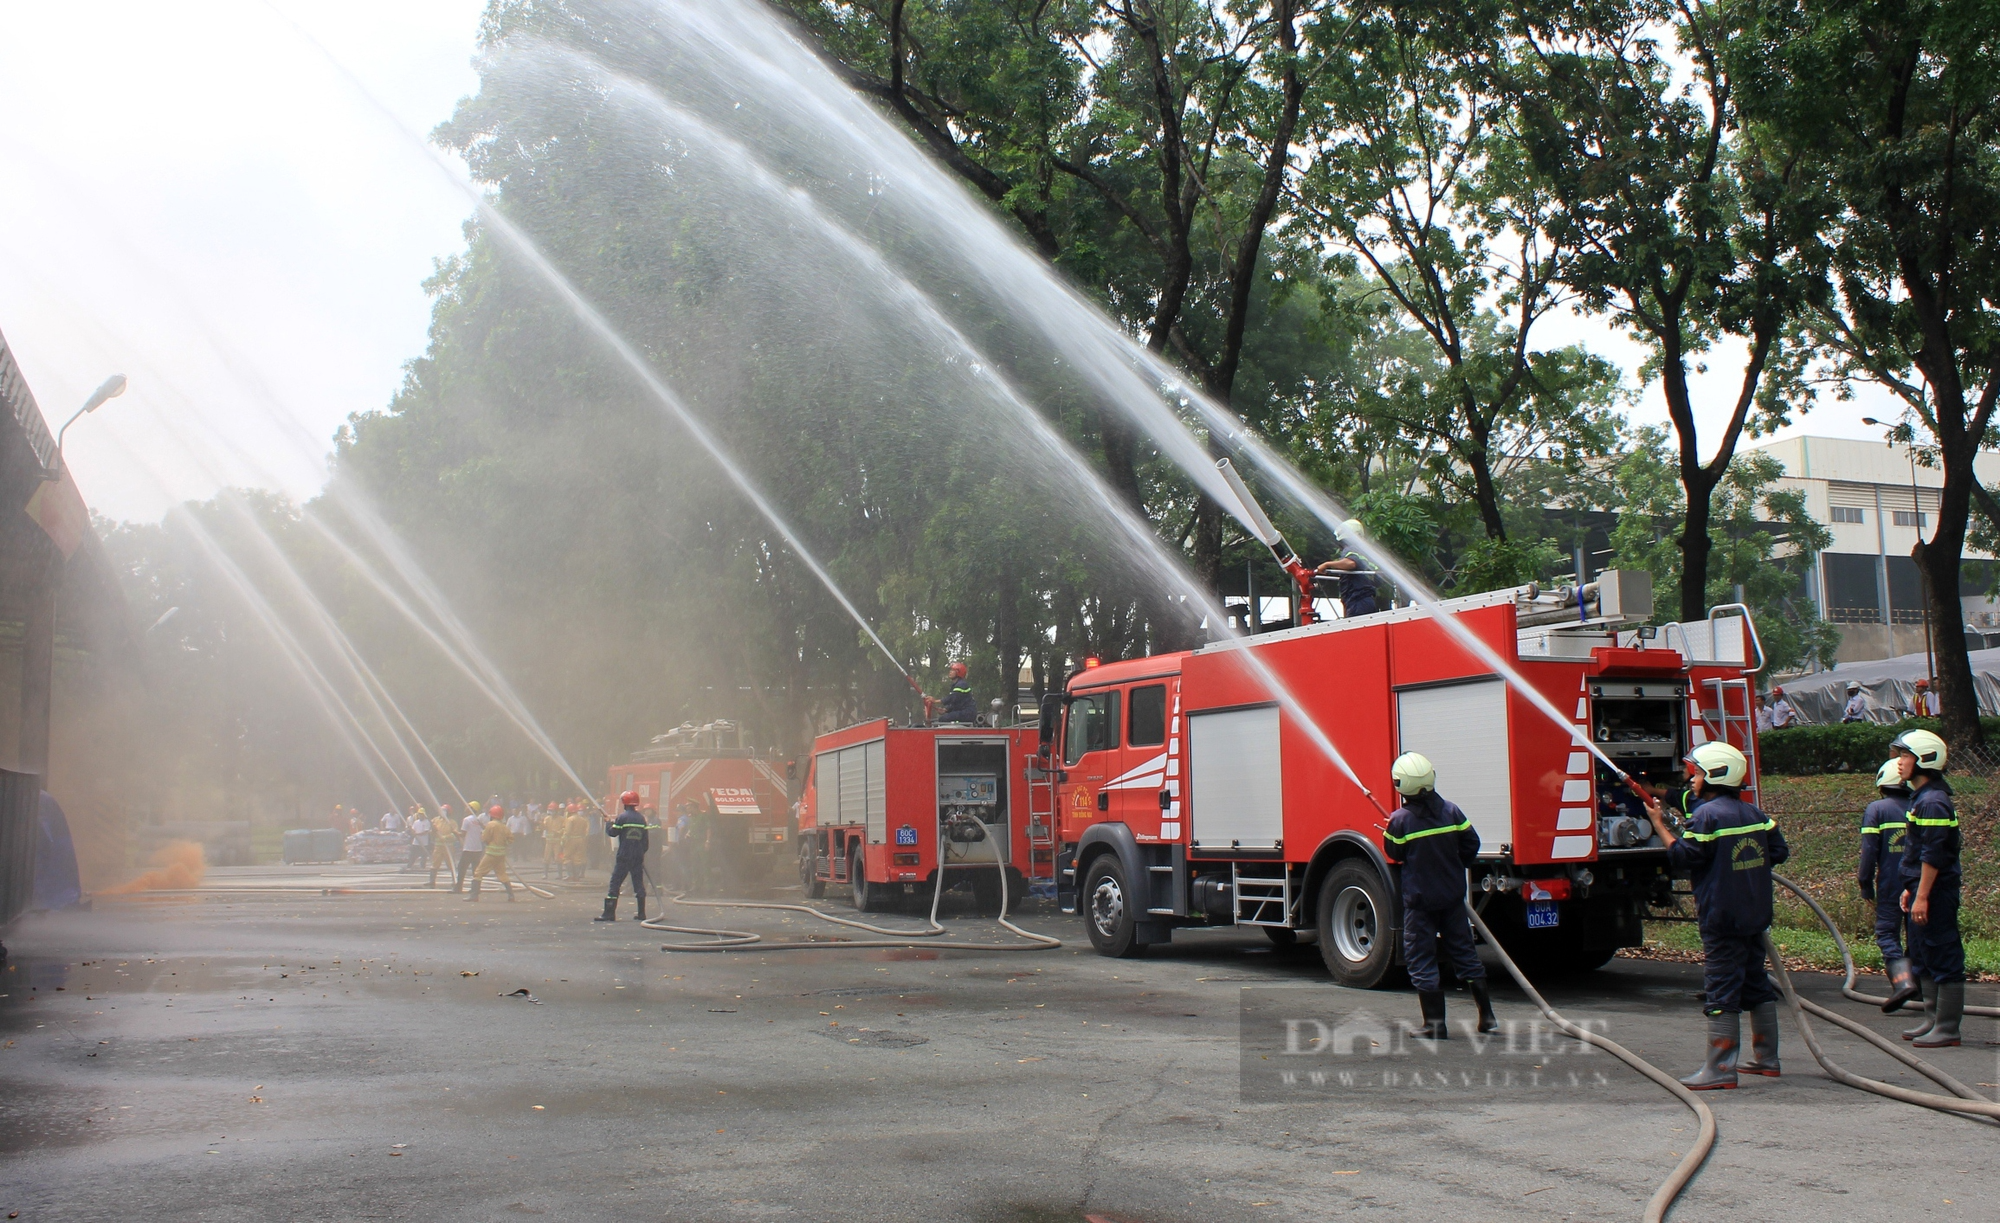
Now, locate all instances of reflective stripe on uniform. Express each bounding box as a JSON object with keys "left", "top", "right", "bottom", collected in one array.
[
  {"left": 1907, "top": 814, "right": 1959, "bottom": 827},
  {"left": 1860, "top": 821, "right": 1905, "bottom": 835},
  {"left": 1383, "top": 818, "right": 1471, "bottom": 845},
  {"left": 1683, "top": 819, "right": 1775, "bottom": 842}
]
